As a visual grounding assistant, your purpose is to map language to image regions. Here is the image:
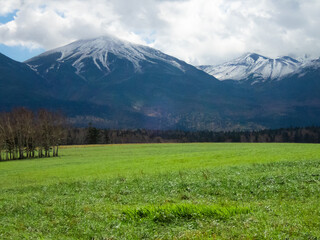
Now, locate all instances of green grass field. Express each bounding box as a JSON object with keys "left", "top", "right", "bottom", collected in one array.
[{"left": 0, "top": 143, "right": 320, "bottom": 239}]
